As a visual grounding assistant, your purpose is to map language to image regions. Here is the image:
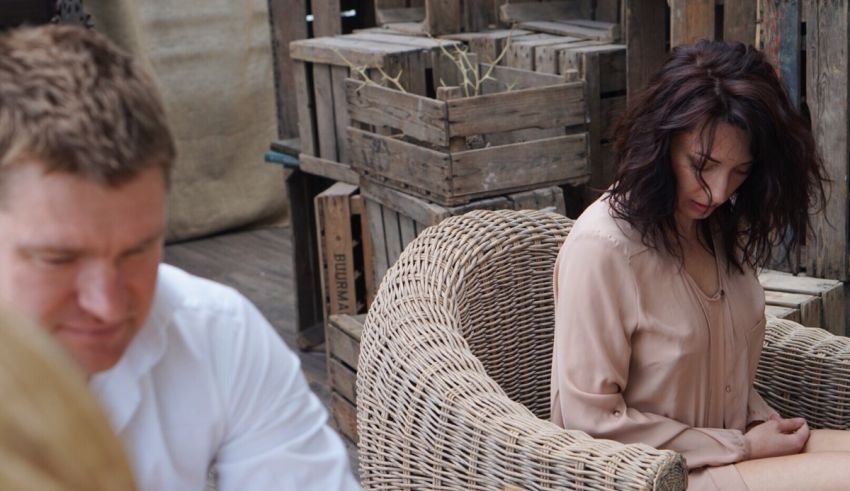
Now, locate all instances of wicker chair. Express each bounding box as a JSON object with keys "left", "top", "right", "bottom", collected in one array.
[{"left": 357, "top": 209, "right": 850, "bottom": 490}]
